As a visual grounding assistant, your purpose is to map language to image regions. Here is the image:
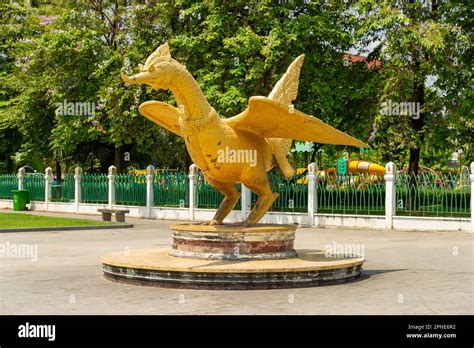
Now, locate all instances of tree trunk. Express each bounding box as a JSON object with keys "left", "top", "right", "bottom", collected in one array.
[
  {"left": 408, "top": 147, "right": 421, "bottom": 175},
  {"left": 408, "top": 43, "right": 426, "bottom": 167},
  {"left": 184, "top": 150, "right": 192, "bottom": 171},
  {"left": 115, "top": 145, "right": 123, "bottom": 173},
  {"left": 407, "top": 65, "right": 425, "bottom": 210},
  {"left": 310, "top": 144, "right": 323, "bottom": 165},
  {"left": 55, "top": 160, "right": 62, "bottom": 184},
  {"left": 6, "top": 155, "right": 13, "bottom": 173}
]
